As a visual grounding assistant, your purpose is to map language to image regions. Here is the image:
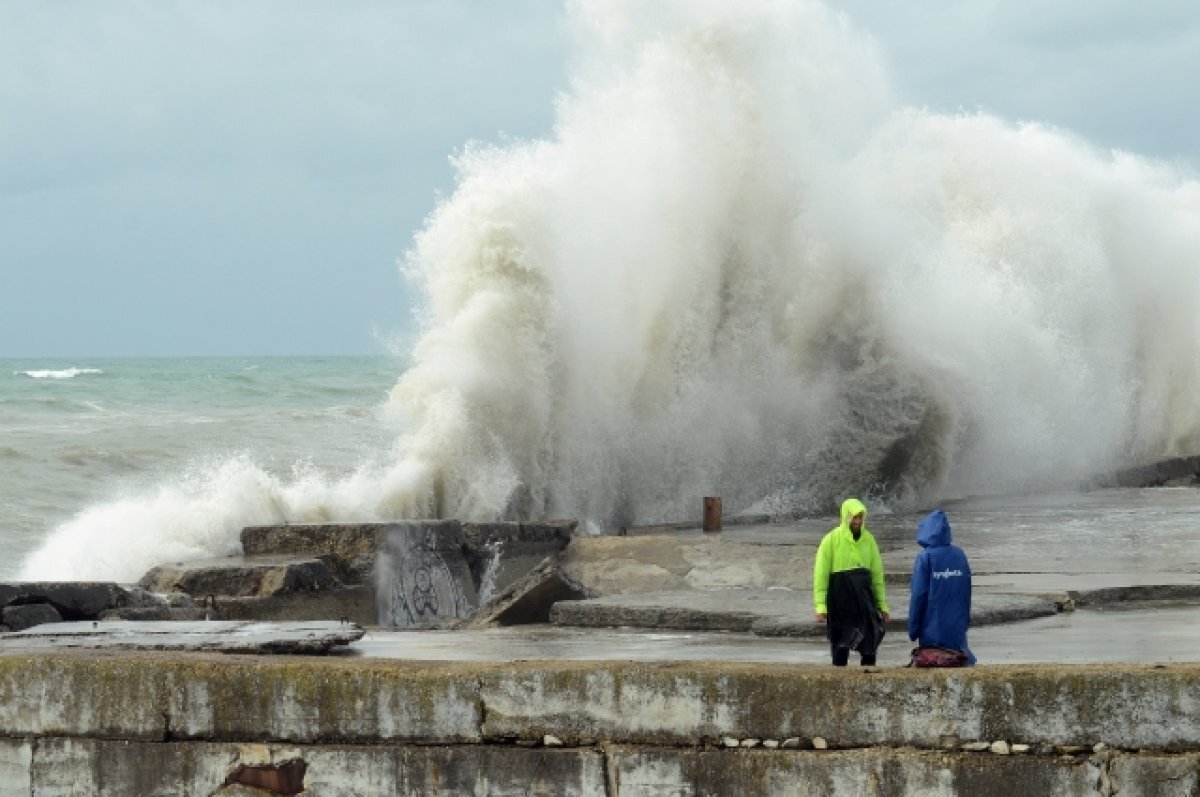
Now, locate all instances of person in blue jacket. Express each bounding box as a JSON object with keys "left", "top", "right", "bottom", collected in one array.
[{"left": 907, "top": 509, "right": 976, "bottom": 664}]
